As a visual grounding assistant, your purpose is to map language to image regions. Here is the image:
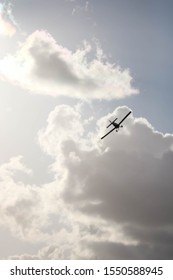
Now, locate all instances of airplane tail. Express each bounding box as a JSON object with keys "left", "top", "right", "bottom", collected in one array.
[{"left": 106, "top": 122, "right": 113, "bottom": 128}]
